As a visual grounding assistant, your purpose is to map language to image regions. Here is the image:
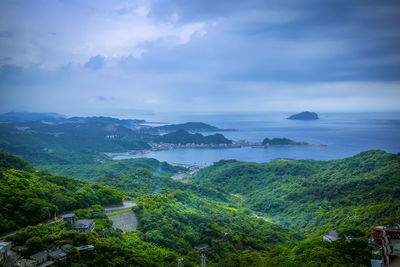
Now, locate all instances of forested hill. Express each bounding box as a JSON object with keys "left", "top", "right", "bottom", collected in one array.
[
  {"left": 0, "top": 121, "right": 151, "bottom": 165},
  {"left": 155, "top": 130, "right": 232, "bottom": 144},
  {"left": 40, "top": 157, "right": 184, "bottom": 181},
  {"left": 1, "top": 152, "right": 378, "bottom": 266},
  {"left": 0, "top": 152, "right": 122, "bottom": 233},
  {"left": 192, "top": 150, "right": 400, "bottom": 233}
]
